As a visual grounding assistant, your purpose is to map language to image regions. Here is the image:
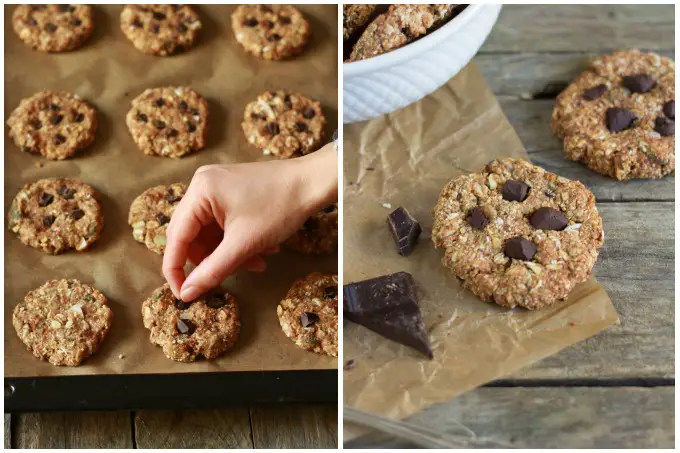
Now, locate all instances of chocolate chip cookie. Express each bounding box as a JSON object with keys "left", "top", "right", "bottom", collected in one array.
[
  {"left": 142, "top": 283, "right": 241, "bottom": 362},
  {"left": 242, "top": 90, "right": 325, "bottom": 158},
  {"left": 7, "top": 91, "right": 98, "bottom": 160},
  {"left": 9, "top": 178, "right": 103, "bottom": 255},
  {"left": 552, "top": 50, "right": 675, "bottom": 180},
  {"left": 231, "top": 4, "right": 310, "bottom": 60},
  {"left": 12, "top": 4, "right": 94, "bottom": 53},
  {"left": 126, "top": 86, "right": 208, "bottom": 158},
  {"left": 13, "top": 279, "right": 113, "bottom": 366},
  {"left": 277, "top": 273, "right": 338, "bottom": 357},
  {"left": 120, "top": 4, "right": 201, "bottom": 56},
  {"left": 128, "top": 183, "right": 186, "bottom": 254},
  {"left": 432, "top": 158, "right": 604, "bottom": 310},
  {"left": 285, "top": 204, "right": 338, "bottom": 254}
]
